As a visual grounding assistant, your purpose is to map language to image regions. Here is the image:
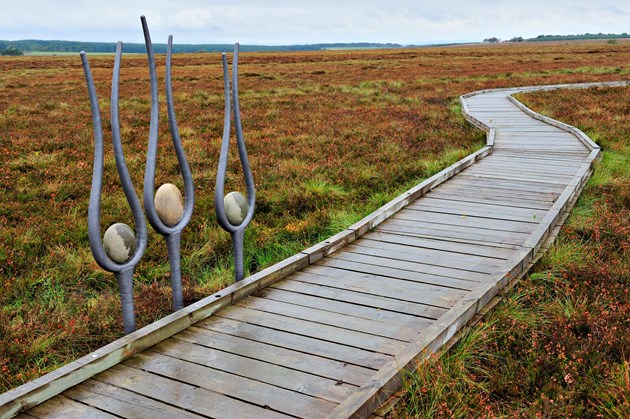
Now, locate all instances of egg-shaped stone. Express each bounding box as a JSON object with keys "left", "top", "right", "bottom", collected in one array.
[
  {"left": 155, "top": 183, "right": 184, "bottom": 226},
  {"left": 224, "top": 191, "right": 249, "bottom": 225},
  {"left": 103, "top": 223, "right": 136, "bottom": 263}
]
